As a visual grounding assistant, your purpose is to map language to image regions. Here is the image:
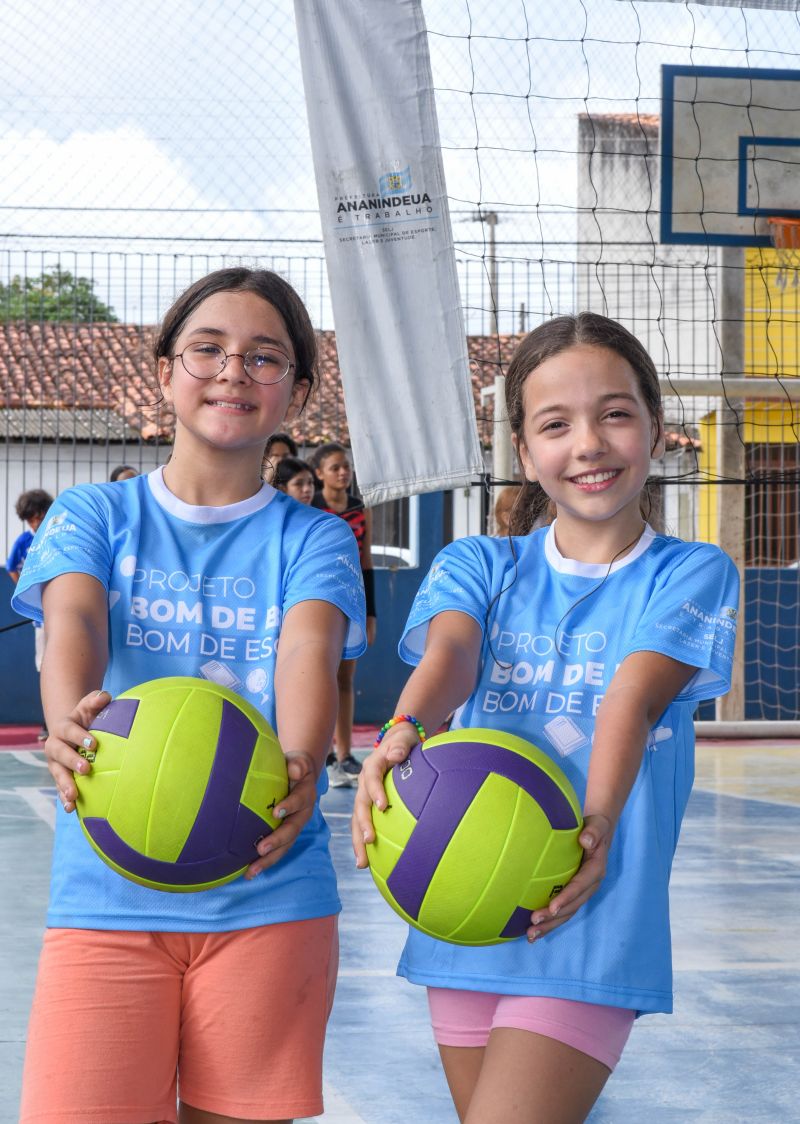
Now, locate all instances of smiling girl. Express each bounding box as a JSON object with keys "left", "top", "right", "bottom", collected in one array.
[
  {"left": 13, "top": 268, "right": 366, "bottom": 1124},
  {"left": 354, "top": 313, "right": 739, "bottom": 1124}
]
